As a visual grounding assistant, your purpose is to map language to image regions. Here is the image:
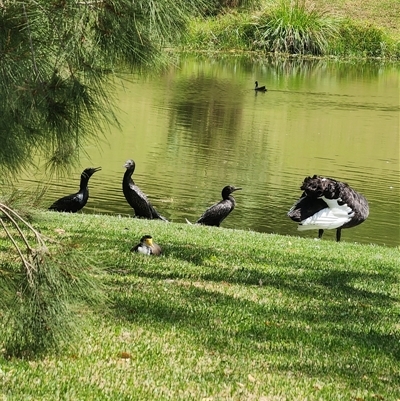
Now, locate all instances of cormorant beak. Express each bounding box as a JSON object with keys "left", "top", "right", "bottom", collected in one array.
[
  {"left": 83, "top": 166, "right": 101, "bottom": 178},
  {"left": 232, "top": 187, "right": 242, "bottom": 192}
]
